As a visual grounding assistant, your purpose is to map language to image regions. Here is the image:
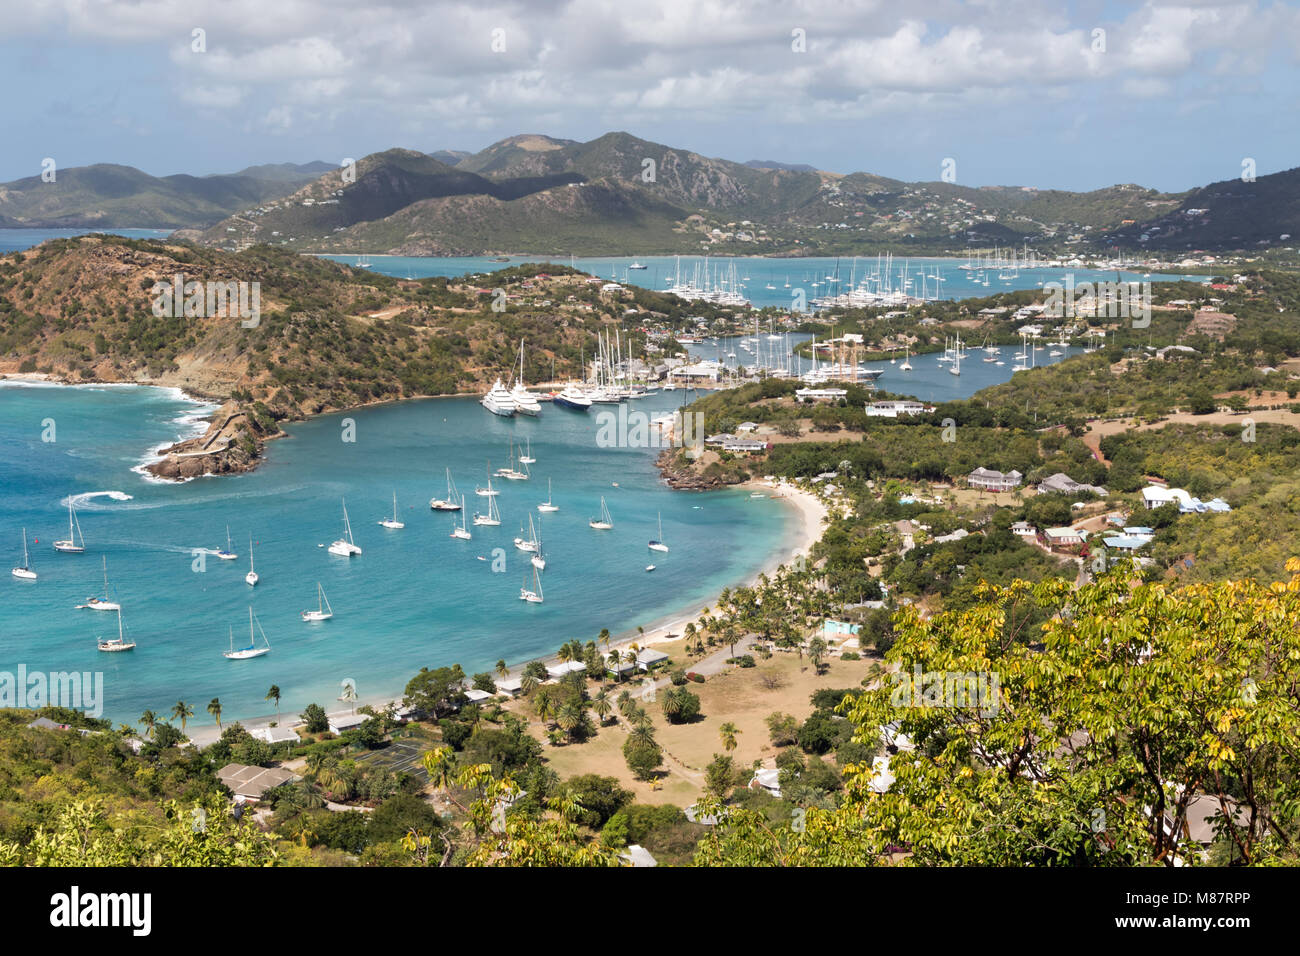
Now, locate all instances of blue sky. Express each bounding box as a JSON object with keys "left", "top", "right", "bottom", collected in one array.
[{"left": 2, "top": 0, "right": 1298, "bottom": 191}]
